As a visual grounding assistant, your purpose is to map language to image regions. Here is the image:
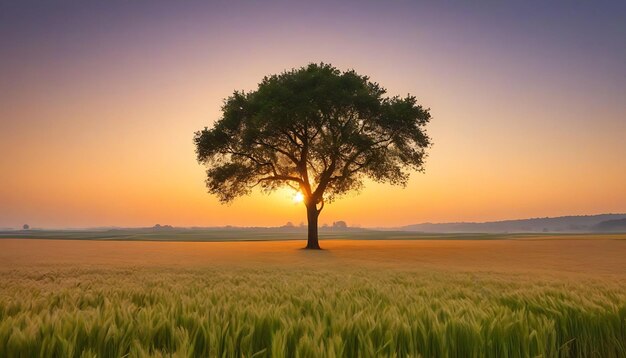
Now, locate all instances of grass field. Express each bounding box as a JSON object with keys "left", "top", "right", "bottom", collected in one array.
[{"left": 1, "top": 235, "right": 625, "bottom": 357}]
